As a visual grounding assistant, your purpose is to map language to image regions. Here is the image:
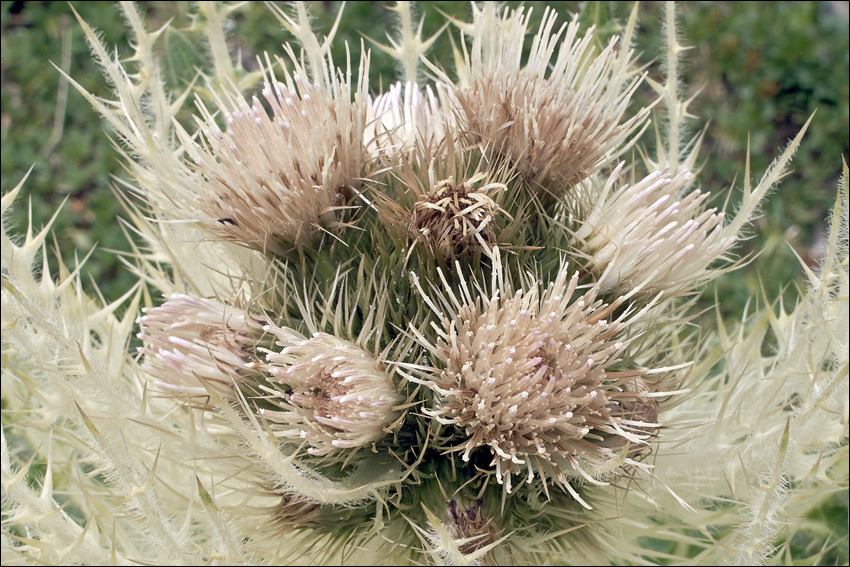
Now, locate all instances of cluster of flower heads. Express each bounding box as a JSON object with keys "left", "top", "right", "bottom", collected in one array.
[
  {"left": 138, "top": 295, "right": 404, "bottom": 462},
  {"left": 129, "top": 2, "right": 767, "bottom": 562}
]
